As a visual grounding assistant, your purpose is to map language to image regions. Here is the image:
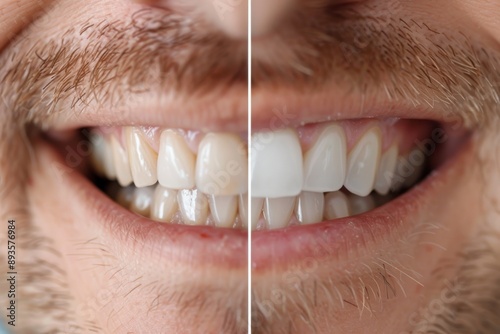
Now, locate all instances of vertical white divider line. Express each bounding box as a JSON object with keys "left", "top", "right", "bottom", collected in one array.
[{"left": 247, "top": 0, "right": 252, "bottom": 331}]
